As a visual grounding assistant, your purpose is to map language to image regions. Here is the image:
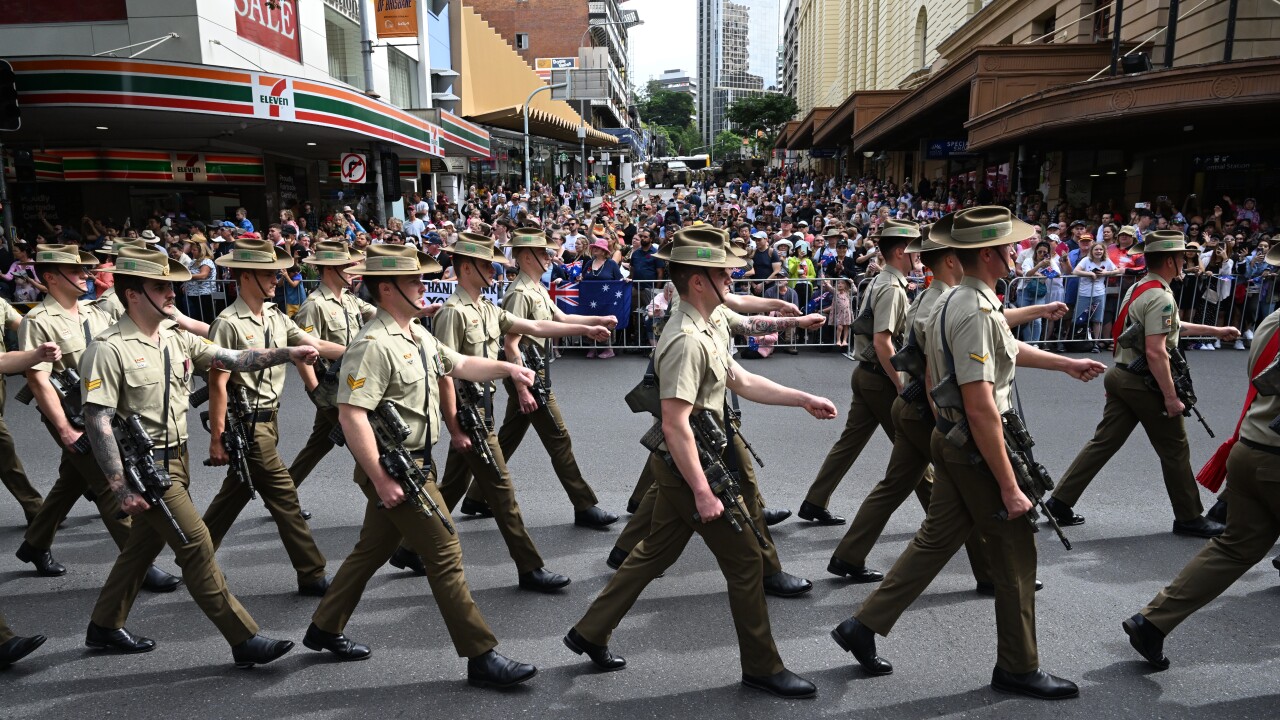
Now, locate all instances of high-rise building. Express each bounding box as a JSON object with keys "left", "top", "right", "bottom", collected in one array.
[
  {"left": 697, "top": 0, "right": 780, "bottom": 145},
  {"left": 654, "top": 69, "right": 698, "bottom": 99},
  {"left": 780, "top": 0, "right": 799, "bottom": 100}
]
